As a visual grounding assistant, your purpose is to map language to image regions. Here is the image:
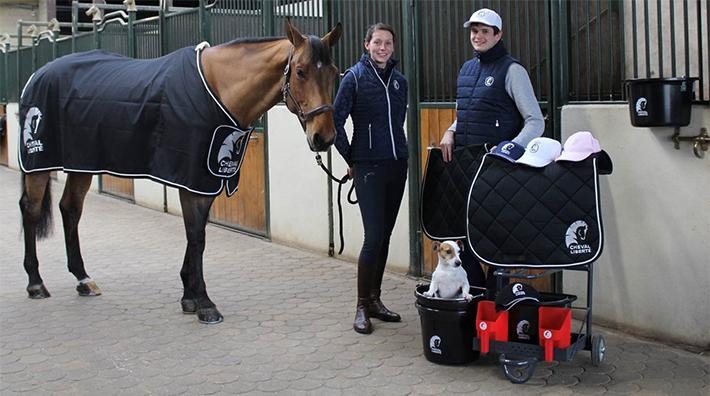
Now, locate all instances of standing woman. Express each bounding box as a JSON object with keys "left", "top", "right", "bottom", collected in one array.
[{"left": 333, "top": 23, "right": 409, "bottom": 334}]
